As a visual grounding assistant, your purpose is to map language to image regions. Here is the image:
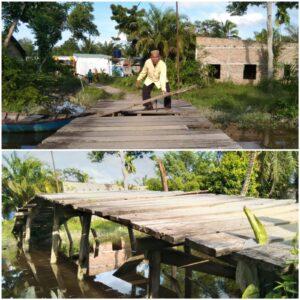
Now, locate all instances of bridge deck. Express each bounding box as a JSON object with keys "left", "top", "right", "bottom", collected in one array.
[
  {"left": 31, "top": 191, "right": 297, "bottom": 259},
  {"left": 38, "top": 99, "right": 239, "bottom": 149}
]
